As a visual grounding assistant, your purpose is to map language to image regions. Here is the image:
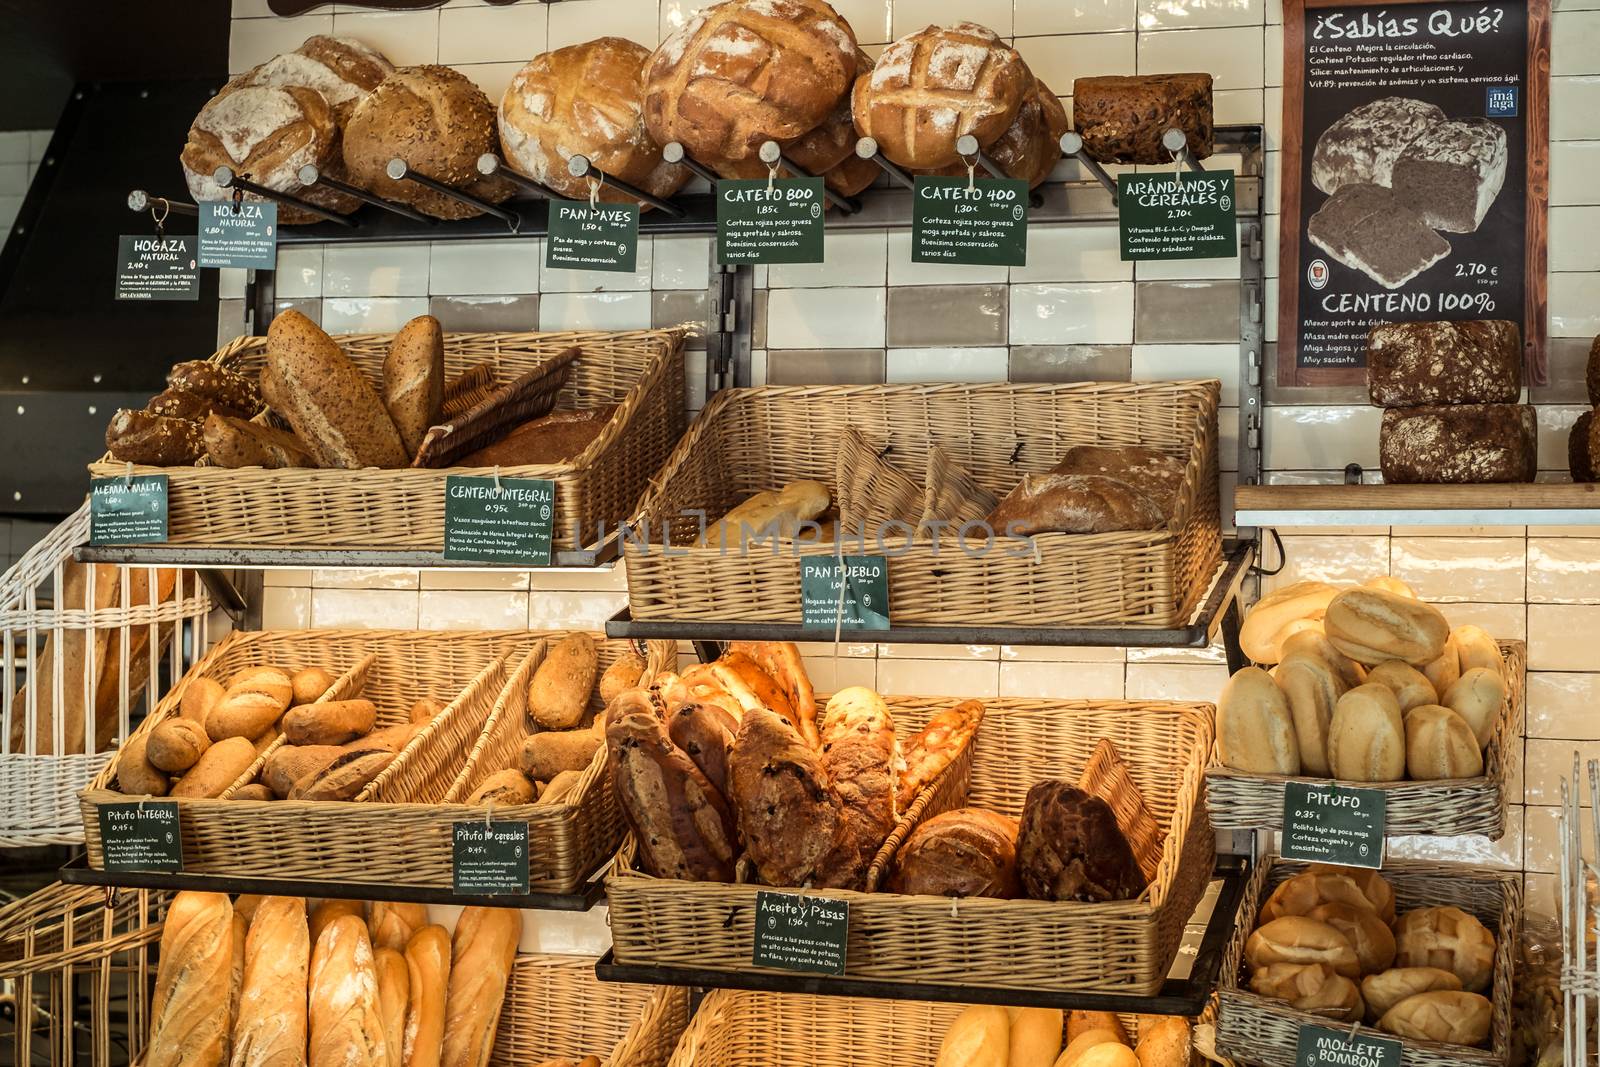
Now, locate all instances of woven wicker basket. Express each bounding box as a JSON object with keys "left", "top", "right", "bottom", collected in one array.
[
  {"left": 88, "top": 329, "right": 687, "bottom": 553},
  {"left": 1, "top": 505, "right": 212, "bottom": 847},
  {"left": 607, "top": 696, "right": 1215, "bottom": 995},
  {"left": 1216, "top": 857, "right": 1521, "bottom": 1067},
  {"left": 80, "top": 629, "right": 670, "bottom": 893},
  {"left": 496, "top": 953, "right": 690, "bottom": 1067},
  {"left": 622, "top": 380, "right": 1221, "bottom": 628},
  {"left": 1205, "top": 641, "right": 1525, "bottom": 838}
]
